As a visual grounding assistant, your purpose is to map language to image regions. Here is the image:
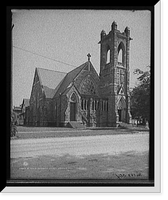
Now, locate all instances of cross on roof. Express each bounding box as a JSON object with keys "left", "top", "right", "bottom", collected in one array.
[{"left": 87, "top": 53, "right": 91, "bottom": 61}]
